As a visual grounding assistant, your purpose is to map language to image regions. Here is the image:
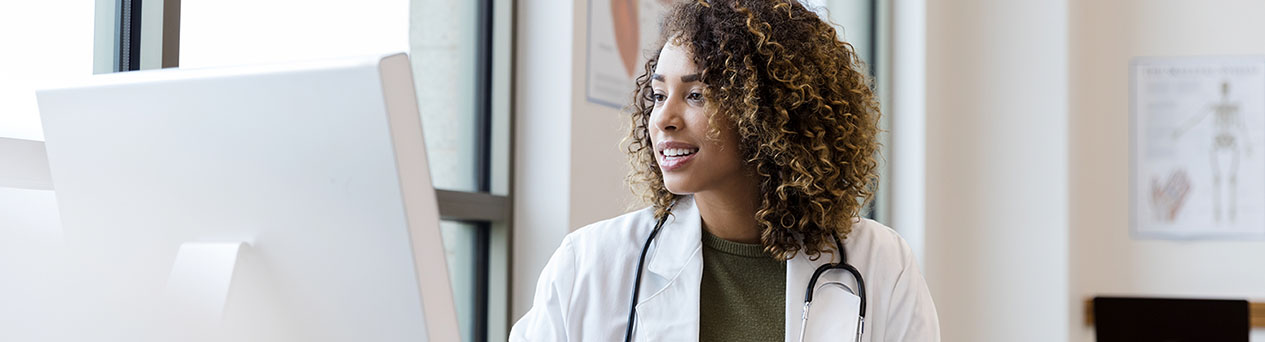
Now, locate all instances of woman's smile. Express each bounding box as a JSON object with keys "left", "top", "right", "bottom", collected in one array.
[{"left": 656, "top": 140, "right": 700, "bottom": 172}]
